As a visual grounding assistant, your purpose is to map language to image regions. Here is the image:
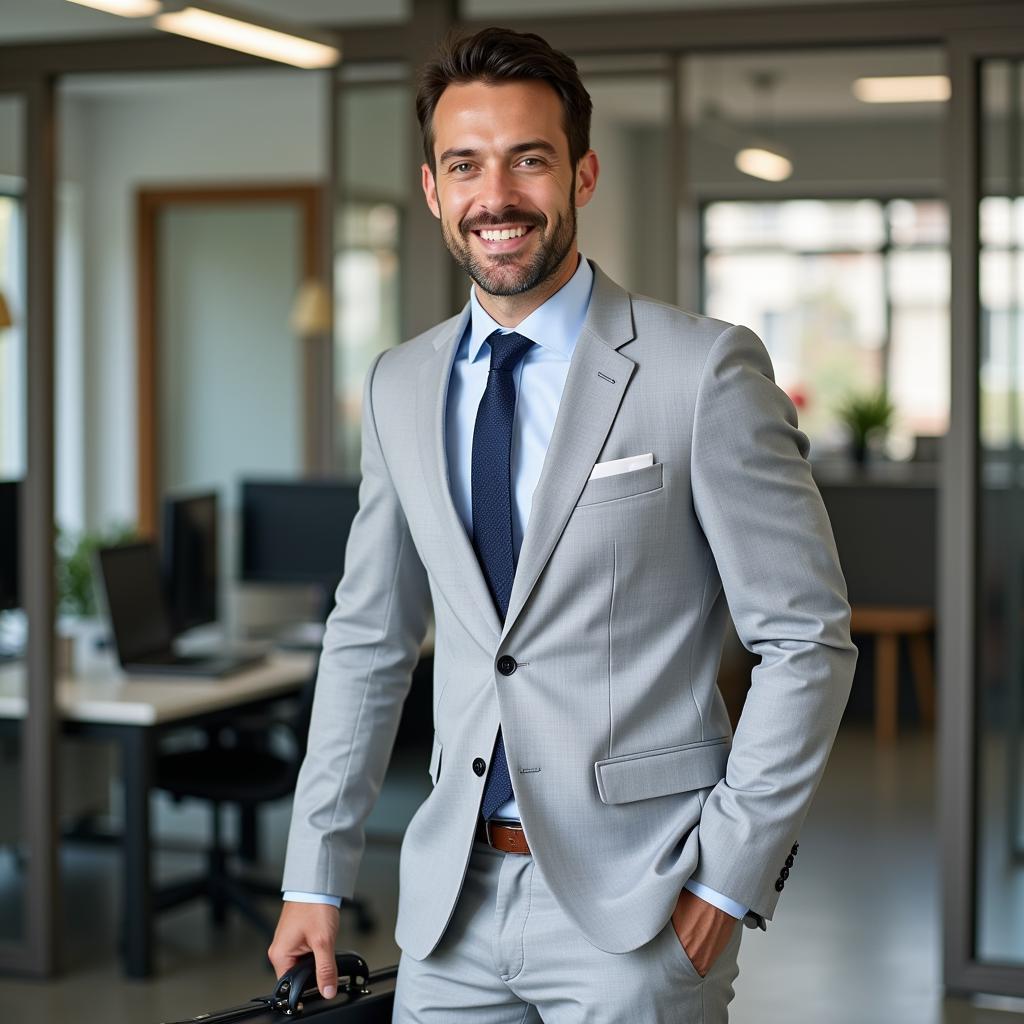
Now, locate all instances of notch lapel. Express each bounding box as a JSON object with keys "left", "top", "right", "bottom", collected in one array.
[
  {"left": 416, "top": 307, "right": 503, "bottom": 644},
  {"left": 500, "top": 265, "right": 637, "bottom": 643}
]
